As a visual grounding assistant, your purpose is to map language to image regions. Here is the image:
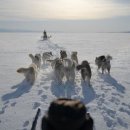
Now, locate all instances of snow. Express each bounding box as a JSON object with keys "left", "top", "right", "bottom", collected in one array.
[{"left": 0, "top": 32, "right": 130, "bottom": 130}]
